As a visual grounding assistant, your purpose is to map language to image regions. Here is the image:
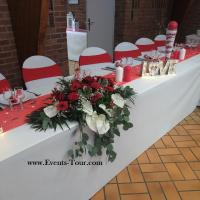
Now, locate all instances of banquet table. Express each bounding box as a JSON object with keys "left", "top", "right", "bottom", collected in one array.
[{"left": 0, "top": 54, "right": 200, "bottom": 200}]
